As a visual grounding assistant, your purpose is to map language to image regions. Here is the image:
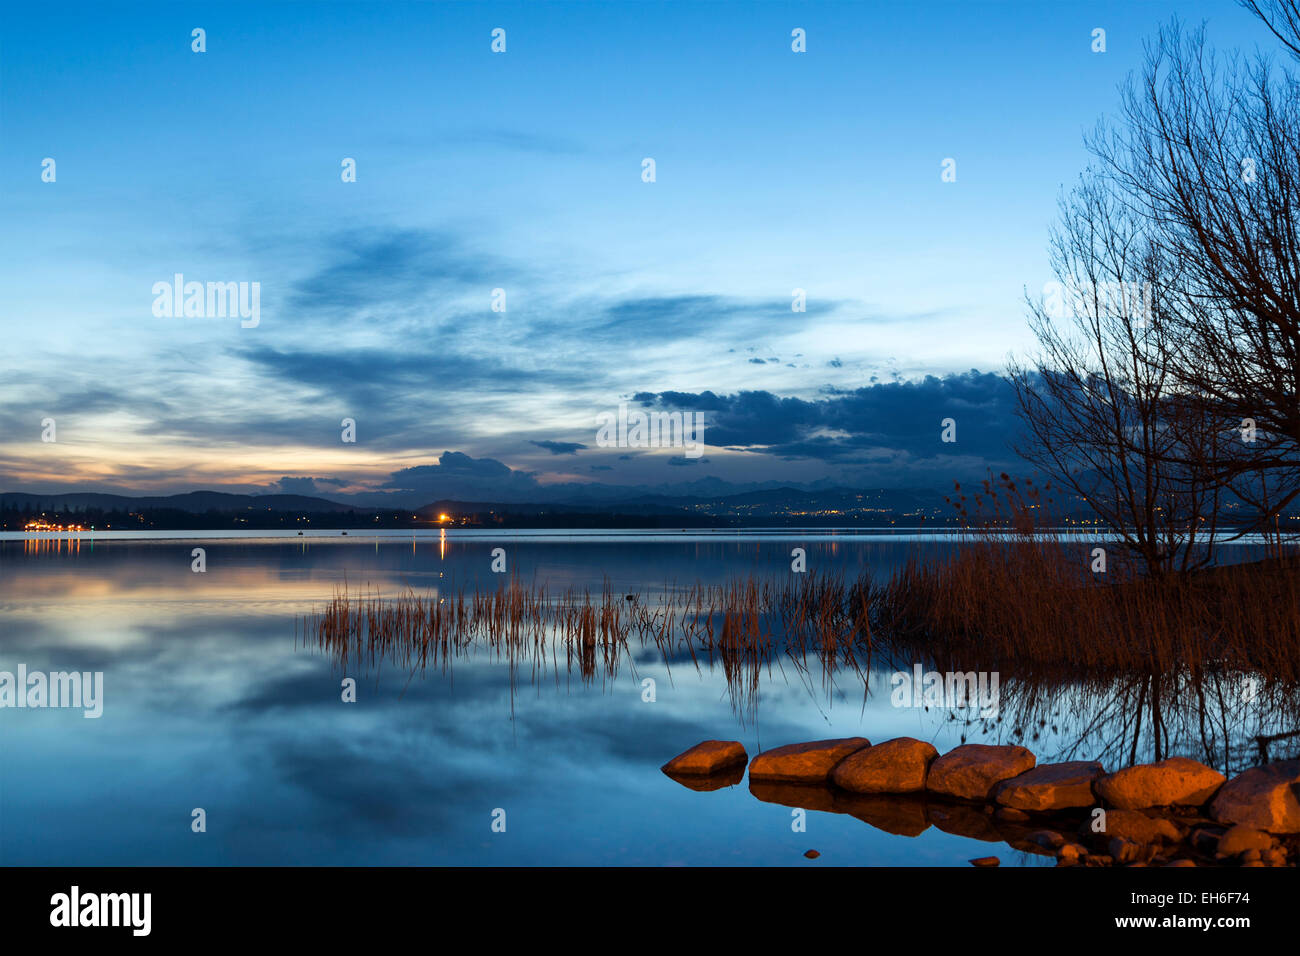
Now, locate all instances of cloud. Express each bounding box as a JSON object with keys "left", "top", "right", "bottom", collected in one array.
[
  {"left": 529, "top": 440, "right": 587, "bottom": 456},
  {"left": 287, "top": 227, "right": 513, "bottom": 314},
  {"left": 632, "top": 370, "right": 1020, "bottom": 466},
  {"left": 381, "top": 451, "right": 541, "bottom": 501},
  {"left": 267, "top": 476, "right": 348, "bottom": 495},
  {"left": 572, "top": 293, "right": 838, "bottom": 346}
]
